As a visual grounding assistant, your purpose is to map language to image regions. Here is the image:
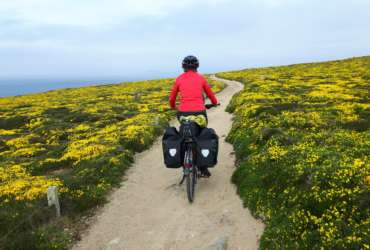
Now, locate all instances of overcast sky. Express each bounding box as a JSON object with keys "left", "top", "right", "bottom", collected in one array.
[{"left": 0, "top": 0, "right": 369, "bottom": 80}]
